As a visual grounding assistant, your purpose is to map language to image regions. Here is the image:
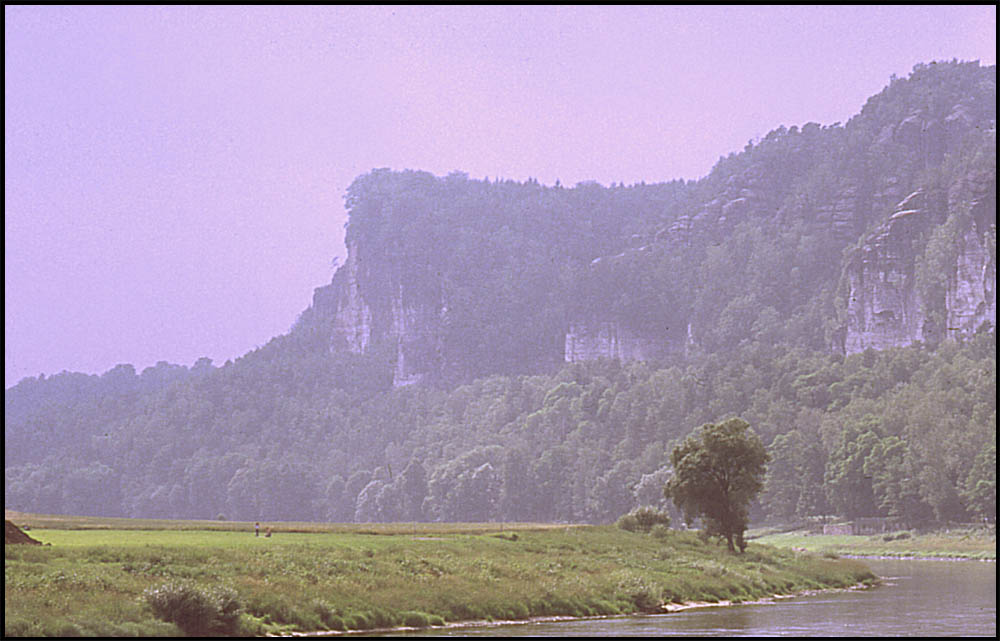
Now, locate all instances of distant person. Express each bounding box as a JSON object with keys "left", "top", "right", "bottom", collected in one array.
[
  {"left": 265, "top": 527, "right": 272, "bottom": 538},
  {"left": 254, "top": 522, "right": 260, "bottom": 537}
]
